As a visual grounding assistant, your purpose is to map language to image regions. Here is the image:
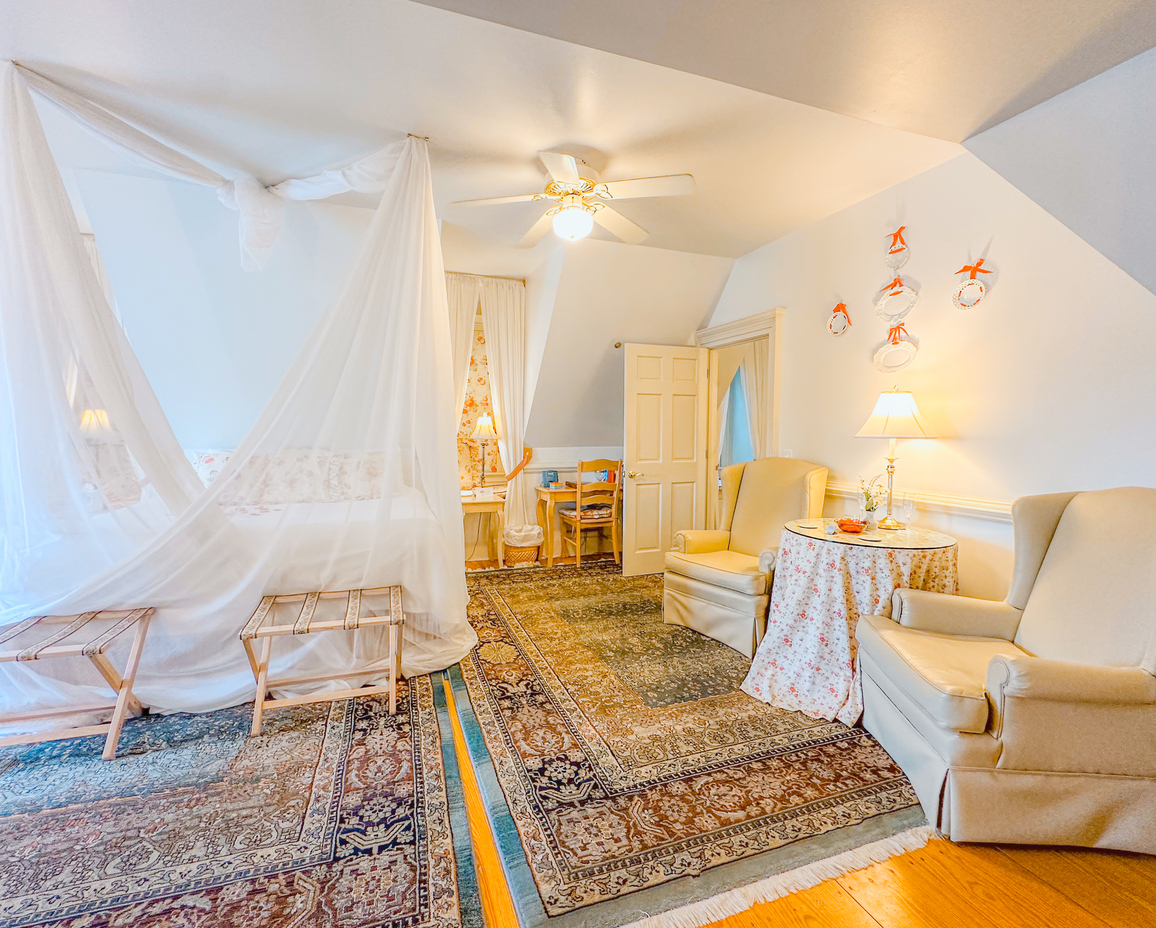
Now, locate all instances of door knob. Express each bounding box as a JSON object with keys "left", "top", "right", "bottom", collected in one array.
[{"left": 627, "top": 470, "right": 643, "bottom": 478}]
